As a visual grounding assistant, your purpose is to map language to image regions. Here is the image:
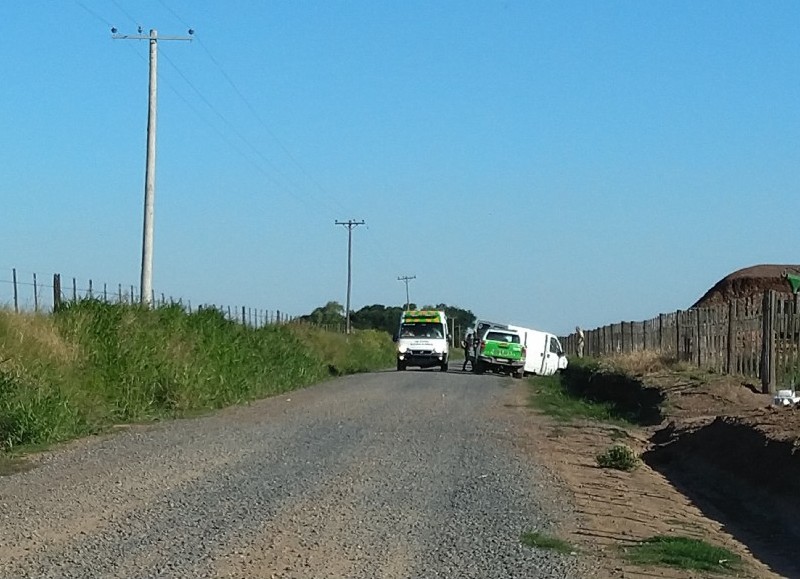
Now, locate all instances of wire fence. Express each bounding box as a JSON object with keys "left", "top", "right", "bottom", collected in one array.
[{"left": 0, "top": 268, "right": 297, "bottom": 328}]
